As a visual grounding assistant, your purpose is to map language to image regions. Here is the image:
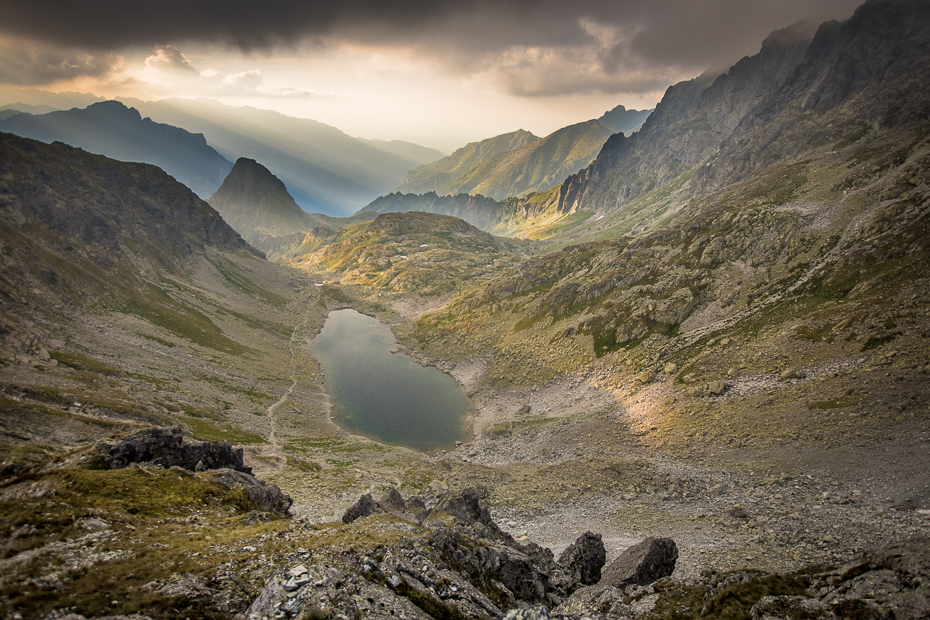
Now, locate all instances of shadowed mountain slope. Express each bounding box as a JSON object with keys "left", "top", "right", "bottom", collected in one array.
[
  {"left": 208, "top": 157, "right": 332, "bottom": 242},
  {"left": 0, "top": 131, "right": 326, "bottom": 453},
  {"left": 597, "top": 104, "right": 653, "bottom": 134}
]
